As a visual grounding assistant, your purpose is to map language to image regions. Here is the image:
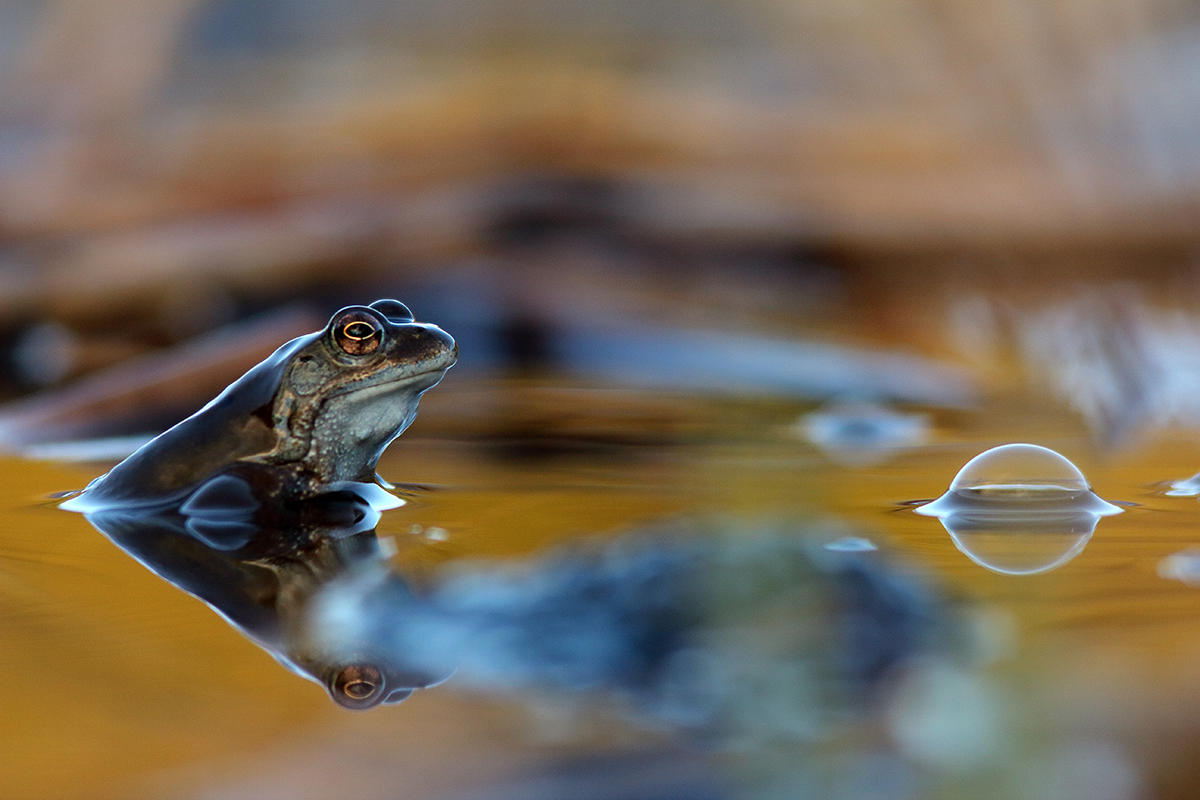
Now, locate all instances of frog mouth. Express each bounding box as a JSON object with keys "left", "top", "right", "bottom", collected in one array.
[{"left": 327, "top": 365, "right": 450, "bottom": 399}]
